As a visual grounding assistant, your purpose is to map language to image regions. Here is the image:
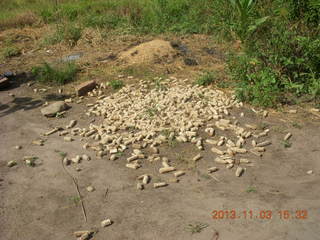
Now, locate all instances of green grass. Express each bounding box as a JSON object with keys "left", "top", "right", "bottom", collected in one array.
[
  {"left": 0, "top": 0, "right": 228, "bottom": 34},
  {"left": 292, "top": 122, "right": 302, "bottom": 129},
  {"left": 32, "top": 62, "right": 79, "bottom": 85},
  {"left": 109, "top": 79, "right": 124, "bottom": 90},
  {"left": 185, "top": 222, "right": 208, "bottom": 234},
  {"left": 195, "top": 71, "right": 216, "bottom": 86},
  {"left": 282, "top": 140, "right": 292, "bottom": 148},
  {"left": 0, "top": 0, "right": 319, "bottom": 108},
  {"left": 246, "top": 186, "right": 257, "bottom": 193},
  {"left": 2, "top": 46, "right": 21, "bottom": 58},
  {"left": 43, "top": 23, "right": 82, "bottom": 46}
]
